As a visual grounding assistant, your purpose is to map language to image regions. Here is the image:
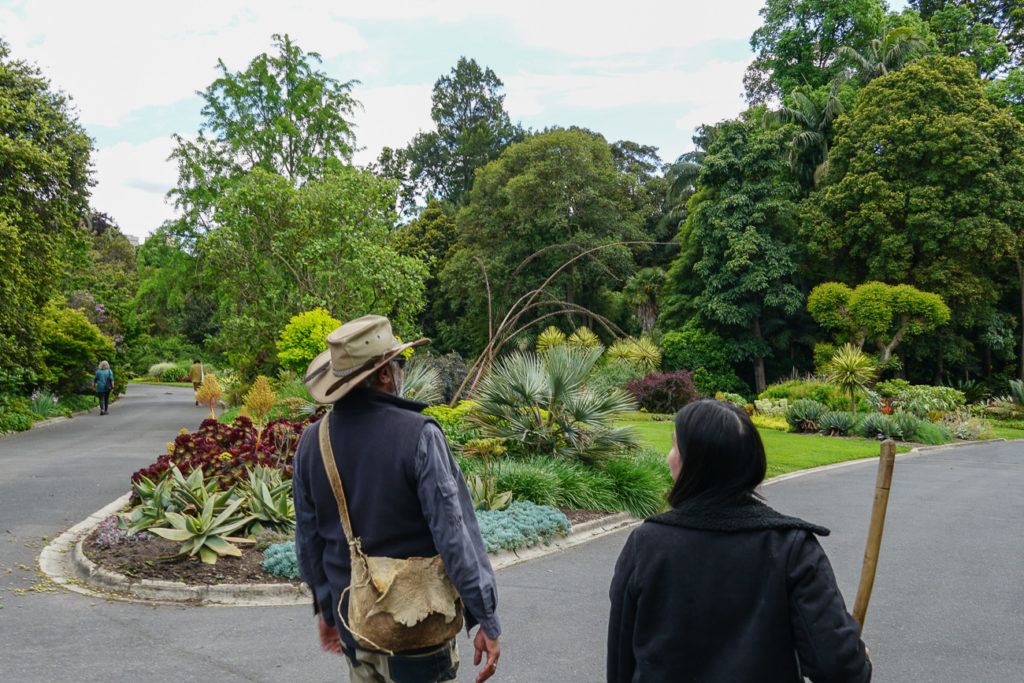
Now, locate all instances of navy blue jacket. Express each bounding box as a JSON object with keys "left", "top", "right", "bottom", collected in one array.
[{"left": 293, "top": 388, "right": 500, "bottom": 651}]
